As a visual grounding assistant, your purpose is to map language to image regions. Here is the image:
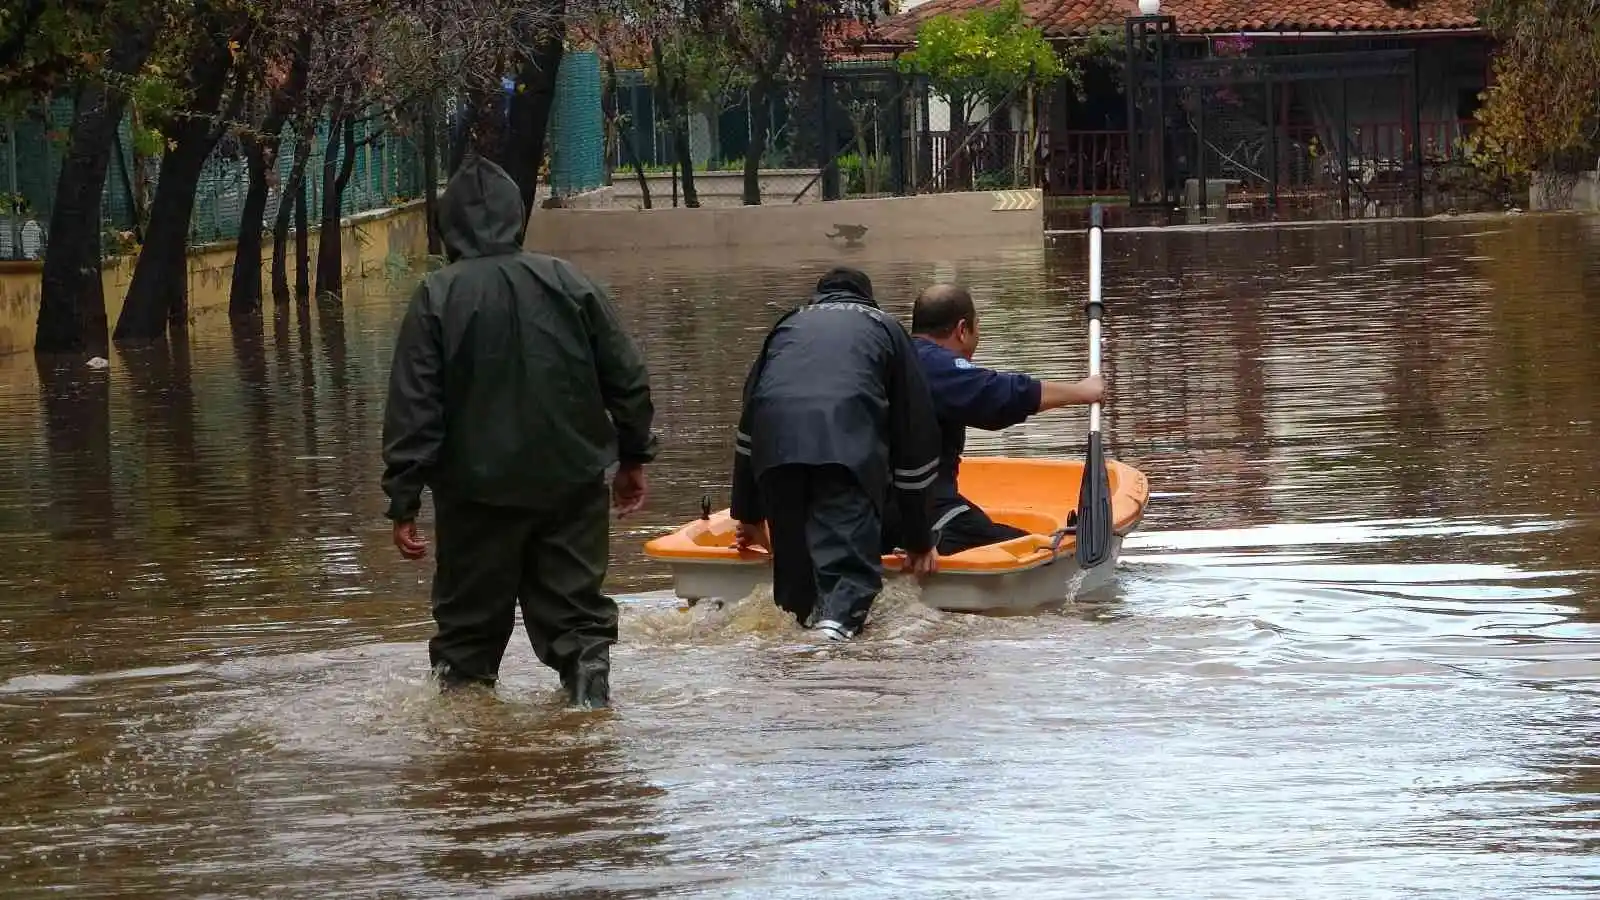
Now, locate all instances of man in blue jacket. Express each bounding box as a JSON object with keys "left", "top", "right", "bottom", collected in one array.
[{"left": 882, "top": 283, "right": 1105, "bottom": 556}]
